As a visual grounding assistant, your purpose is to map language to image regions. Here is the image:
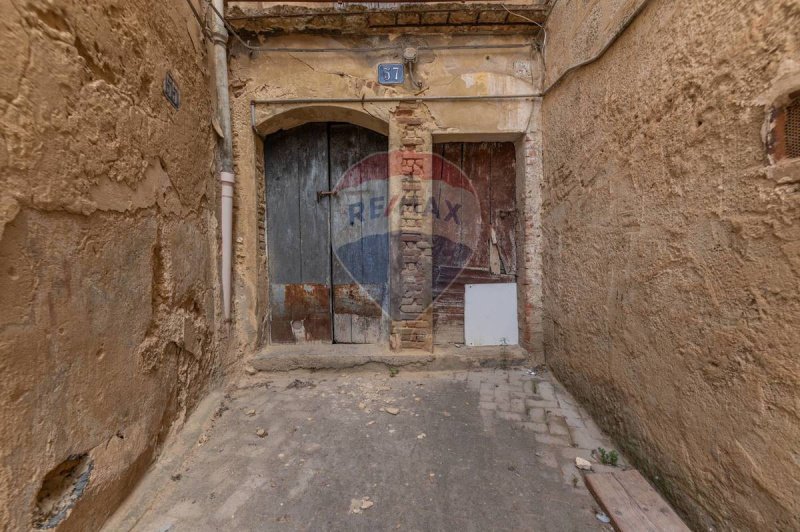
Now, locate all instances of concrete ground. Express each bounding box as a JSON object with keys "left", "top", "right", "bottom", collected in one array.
[{"left": 106, "top": 367, "right": 626, "bottom": 532}]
